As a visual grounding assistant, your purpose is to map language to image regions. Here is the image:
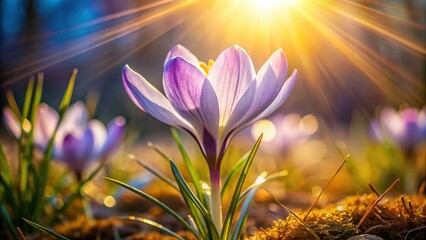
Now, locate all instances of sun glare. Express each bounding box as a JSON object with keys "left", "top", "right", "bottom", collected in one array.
[
  {"left": 249, "top": 0, "right": 296, "bottom": 8},
  {"left": 246, "top": 0, "right": 297, "bottom": 13}
]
